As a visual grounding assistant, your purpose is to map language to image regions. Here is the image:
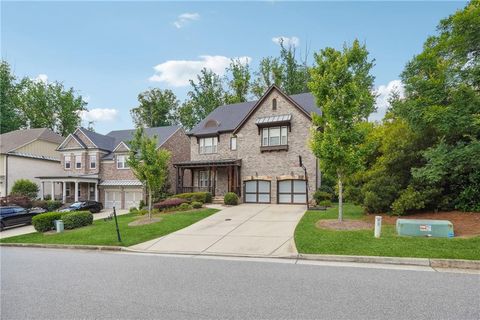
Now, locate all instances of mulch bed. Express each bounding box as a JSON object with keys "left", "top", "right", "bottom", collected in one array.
[
  {"left": 316, "top": 219, "right": 372, "bottom": 231},
  {"left": 128, "top": 217, "right": 162, "bottom": 227},
  {"left": 364, "top": 211, "right": 480, "bottom": 237}
]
